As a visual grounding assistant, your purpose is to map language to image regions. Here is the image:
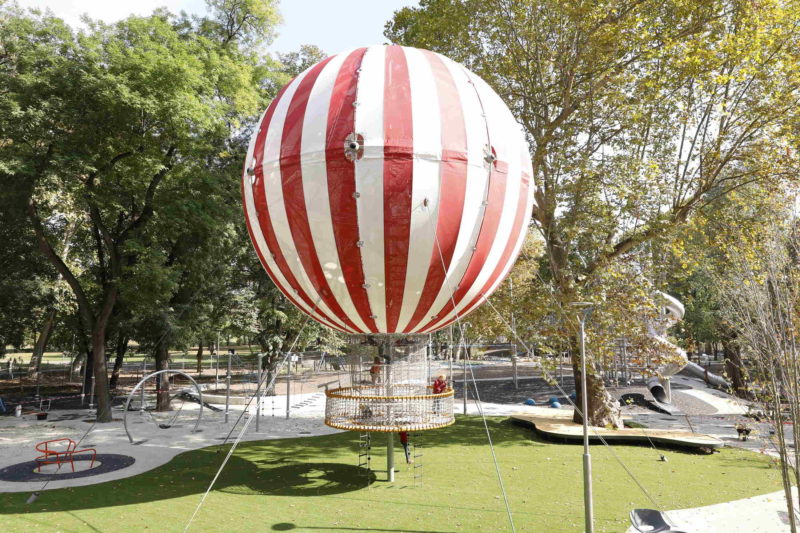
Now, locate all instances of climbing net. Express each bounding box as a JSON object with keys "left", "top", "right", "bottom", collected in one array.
[{"left": 325, "top": 336, "right": 454, "bottom": 432}]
